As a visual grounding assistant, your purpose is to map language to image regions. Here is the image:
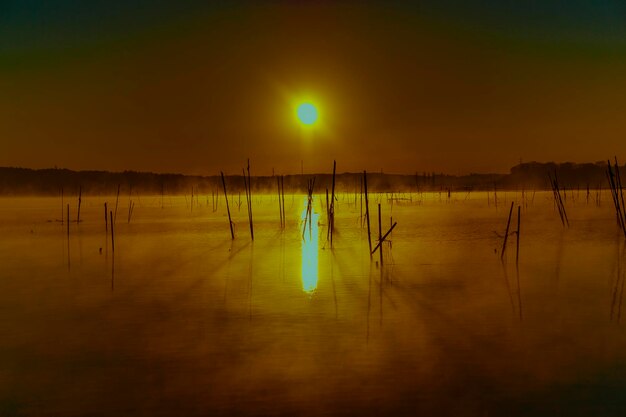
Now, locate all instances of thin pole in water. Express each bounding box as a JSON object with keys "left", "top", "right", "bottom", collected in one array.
[
  {"left": 378, "top": 203, "right": 383, "bottom": 266},
  {"left": 371, "top": 222, "right": 397, "bottom": 256},
  {"left": 281, "top": 176, "right": 286, "bottom": 228},
  {"left": 243, "top": 160, "right": 254, "bottom": 240},
  {"left": 77, "top": 186, "right": 82, "bottom": 224},
  {"left": 330, "top": 160, "right": 336, "bottom": 248},
  {"left": 277, "top": 176, "right": 283, "bottom": 228},
  {"left": 221, "top": 172, "right": 234, "bottom": 240},
  {"left": 364, "top": 170, "right": 372, "bottom": 256},
  {"left": 67, "top": 203, "right": 70, "bottom": 270},
  {"left": 110, "top": 211, "right": 115, "bottom": 253},
  {"left": 516, "top": 205, "right": 521, "bottom": 267},
  {"left": 360, "top": 177, "right": 363, "bottom": 227},
  {"left": 247, "top": 159, "right": 254, "bottom": 240},
  {"left": 114, "top": 184, "right": 120, "bottom": 224},
  {"left": 326, "top": 188, "right": 330, "bottom": 241},
  {"left": 501, "top": 201, "right": 514, "bottom": 260},
  {"left": 128, "top": 186, "right": 133, "bottom": 223}
]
